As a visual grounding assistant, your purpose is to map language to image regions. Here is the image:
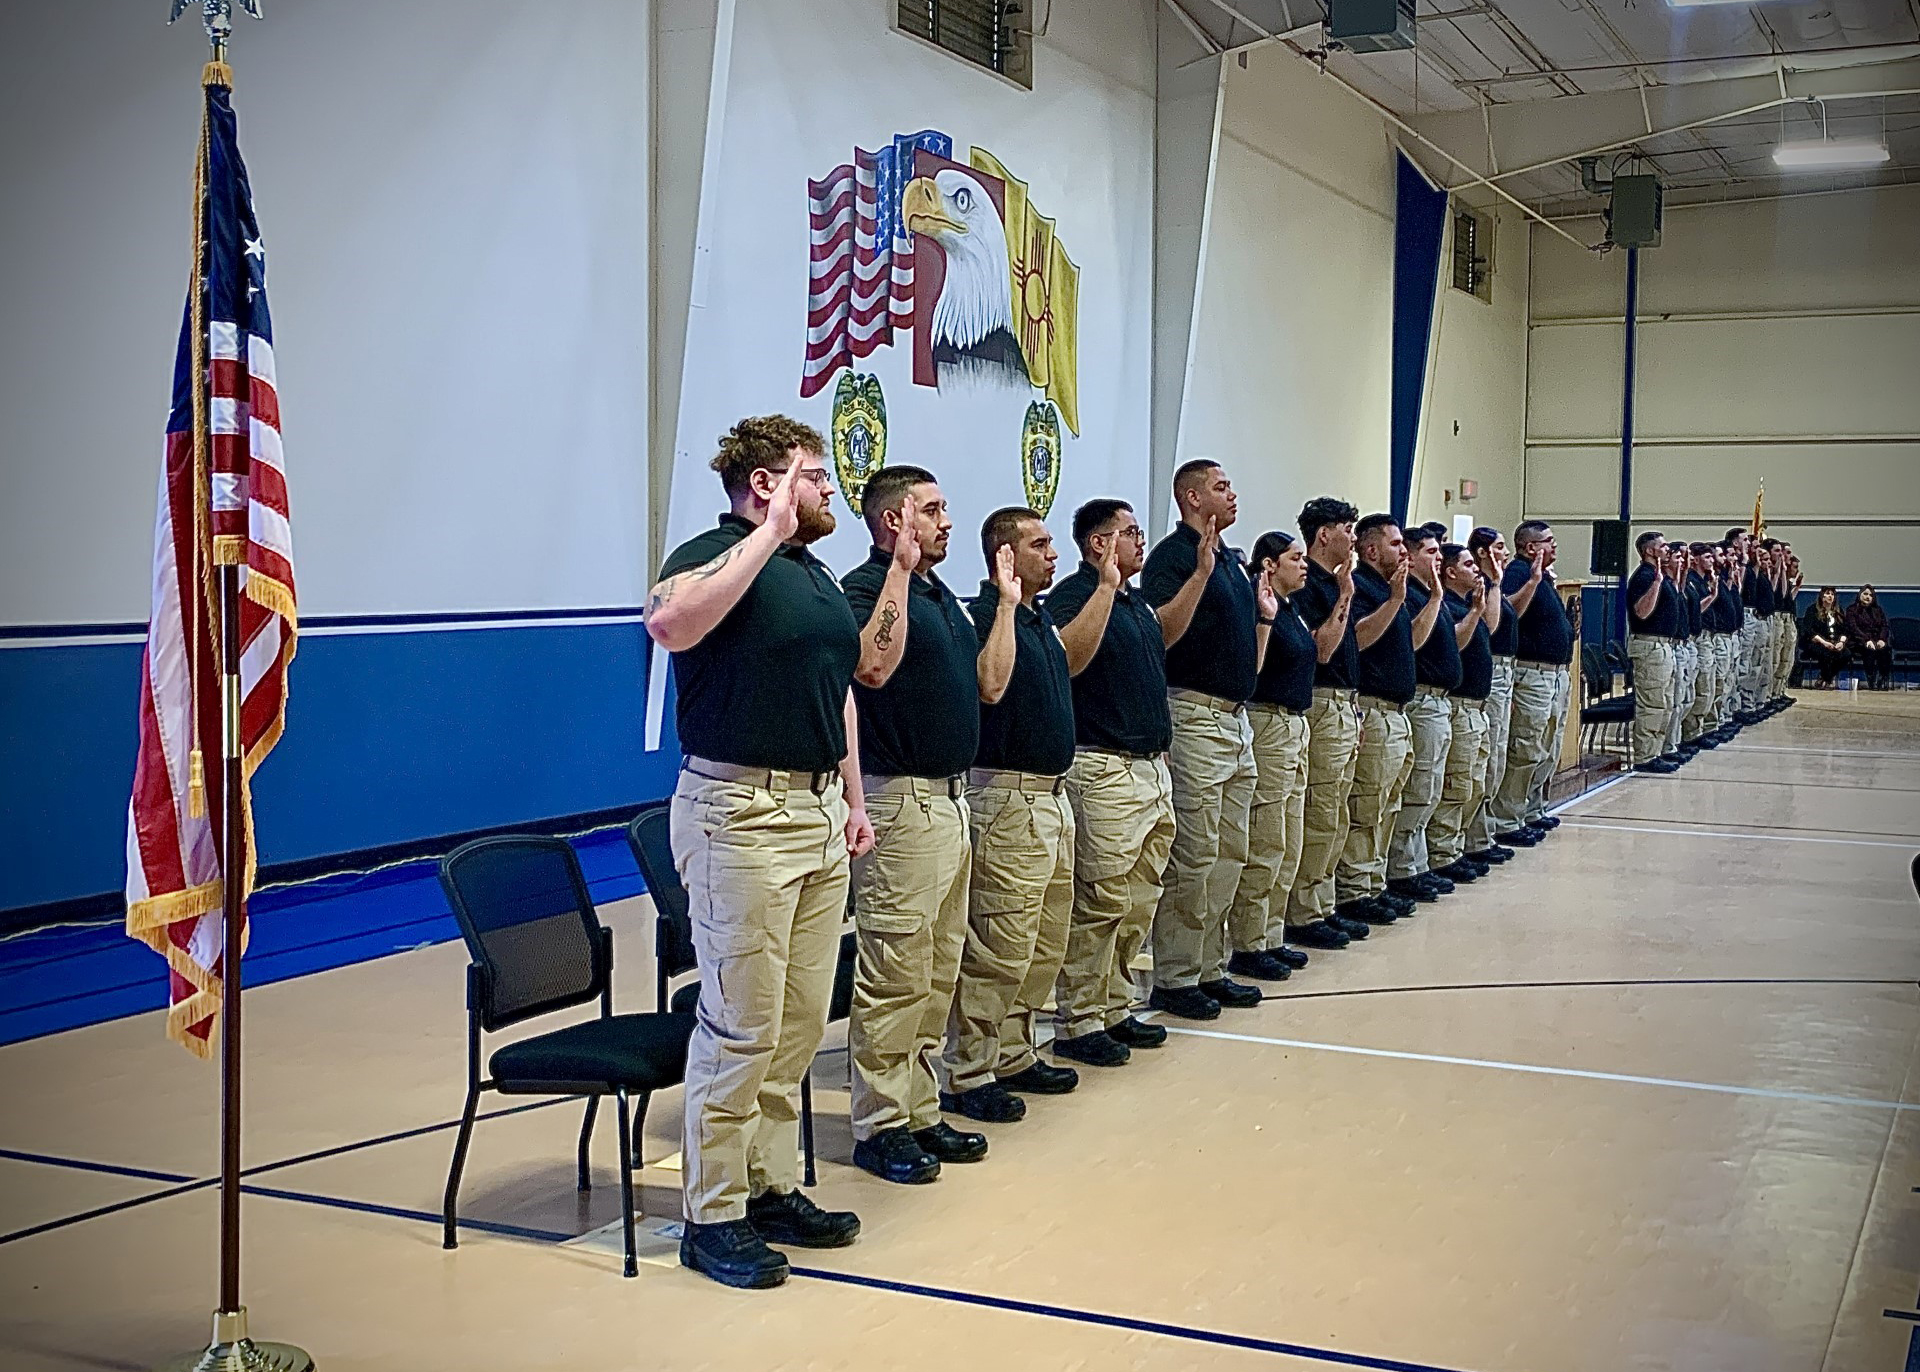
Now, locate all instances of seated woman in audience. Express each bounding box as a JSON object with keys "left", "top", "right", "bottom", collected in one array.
[
  {"left": 1800, "top": 587, "right": 1849, "bottom": 687},
  {"left": 1845, "top": 585, "right": 1893, "bottom": 690}
]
